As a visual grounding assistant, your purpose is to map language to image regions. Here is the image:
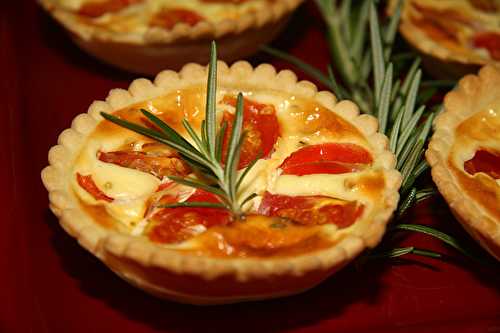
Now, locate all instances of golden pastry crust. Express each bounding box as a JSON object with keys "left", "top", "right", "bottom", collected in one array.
[
  {"left": 38, "top": 0, "right": 304, "bottom": 74},
  {"left": 426, "top": 65, "right": 500, "bottom": 260},
  {"left": 41, "top": 61, "right": 401, "bottom": 304},
  {"left": 388, "top": 0, "right": 500, "bottom": 78}
]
